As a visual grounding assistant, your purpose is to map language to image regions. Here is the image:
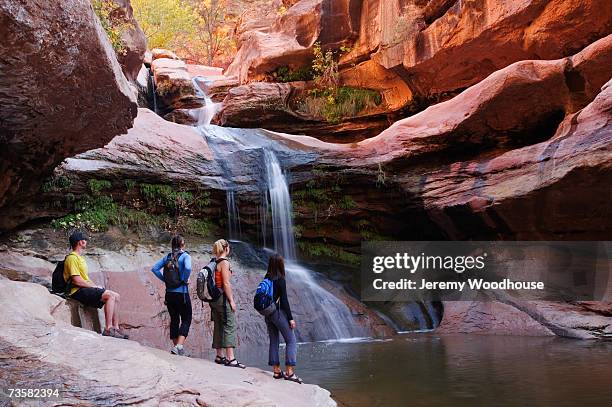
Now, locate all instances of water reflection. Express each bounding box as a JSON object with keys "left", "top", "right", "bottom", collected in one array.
[{"left": 232, "top": 334, "right": 612, "bottom": 407}]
